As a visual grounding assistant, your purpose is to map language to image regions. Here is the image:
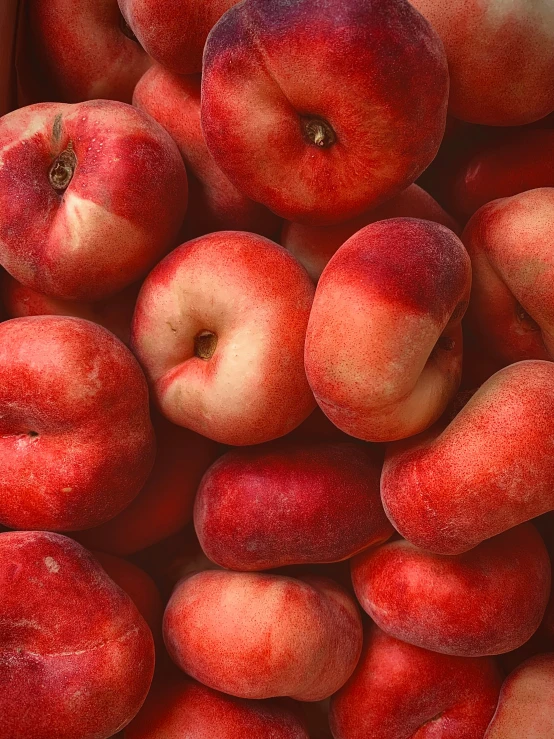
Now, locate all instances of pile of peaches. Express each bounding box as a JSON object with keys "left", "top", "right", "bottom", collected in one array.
[{"left": 2, "top": 0, "right": 554, "bottom": 737}]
